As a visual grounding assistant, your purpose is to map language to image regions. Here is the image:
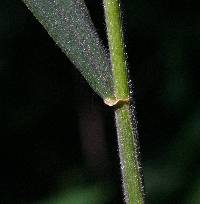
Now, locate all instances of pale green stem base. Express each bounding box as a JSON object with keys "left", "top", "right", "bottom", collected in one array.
[{"left": 115, "top": 104, "right": 144, "bottom": 204}]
